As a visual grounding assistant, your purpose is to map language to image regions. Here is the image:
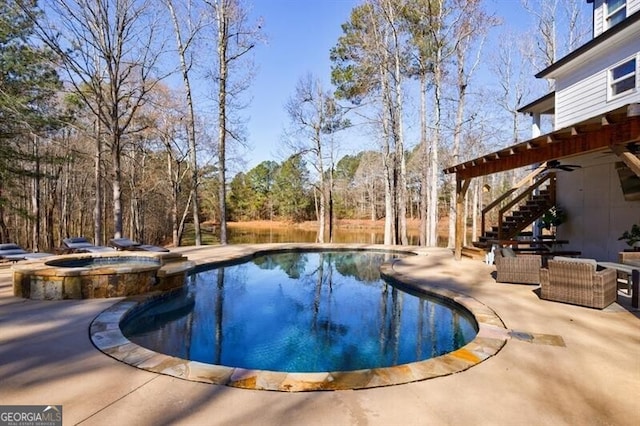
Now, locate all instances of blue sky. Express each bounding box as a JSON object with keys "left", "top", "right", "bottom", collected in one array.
[
  {"left": 236, "top": 0, "right": 591, "bottom": 170},
  {"left": 242, "top": 0, "right": 359, "bottom": 169}
]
